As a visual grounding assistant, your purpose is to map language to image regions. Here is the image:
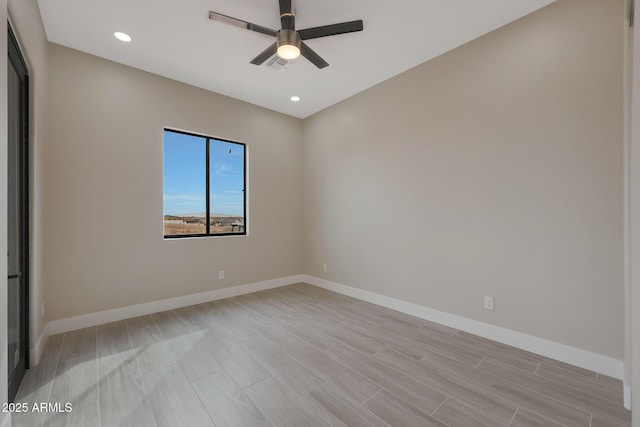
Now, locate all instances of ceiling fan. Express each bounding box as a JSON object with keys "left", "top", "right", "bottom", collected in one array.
[{"left": 209, "top": 0, "right": 363, "bottom": 69}]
